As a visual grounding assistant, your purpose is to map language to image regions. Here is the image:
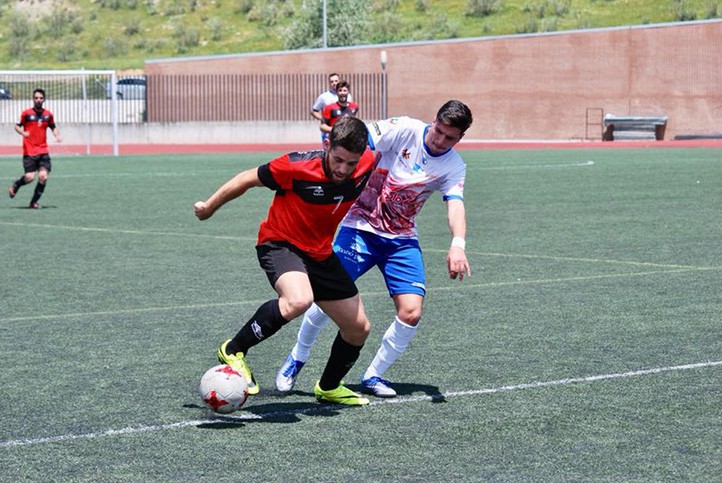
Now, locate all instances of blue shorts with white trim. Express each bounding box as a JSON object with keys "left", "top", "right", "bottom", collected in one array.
[{"left": 333, "top": 226, "right": 426, "bottom": 297}]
